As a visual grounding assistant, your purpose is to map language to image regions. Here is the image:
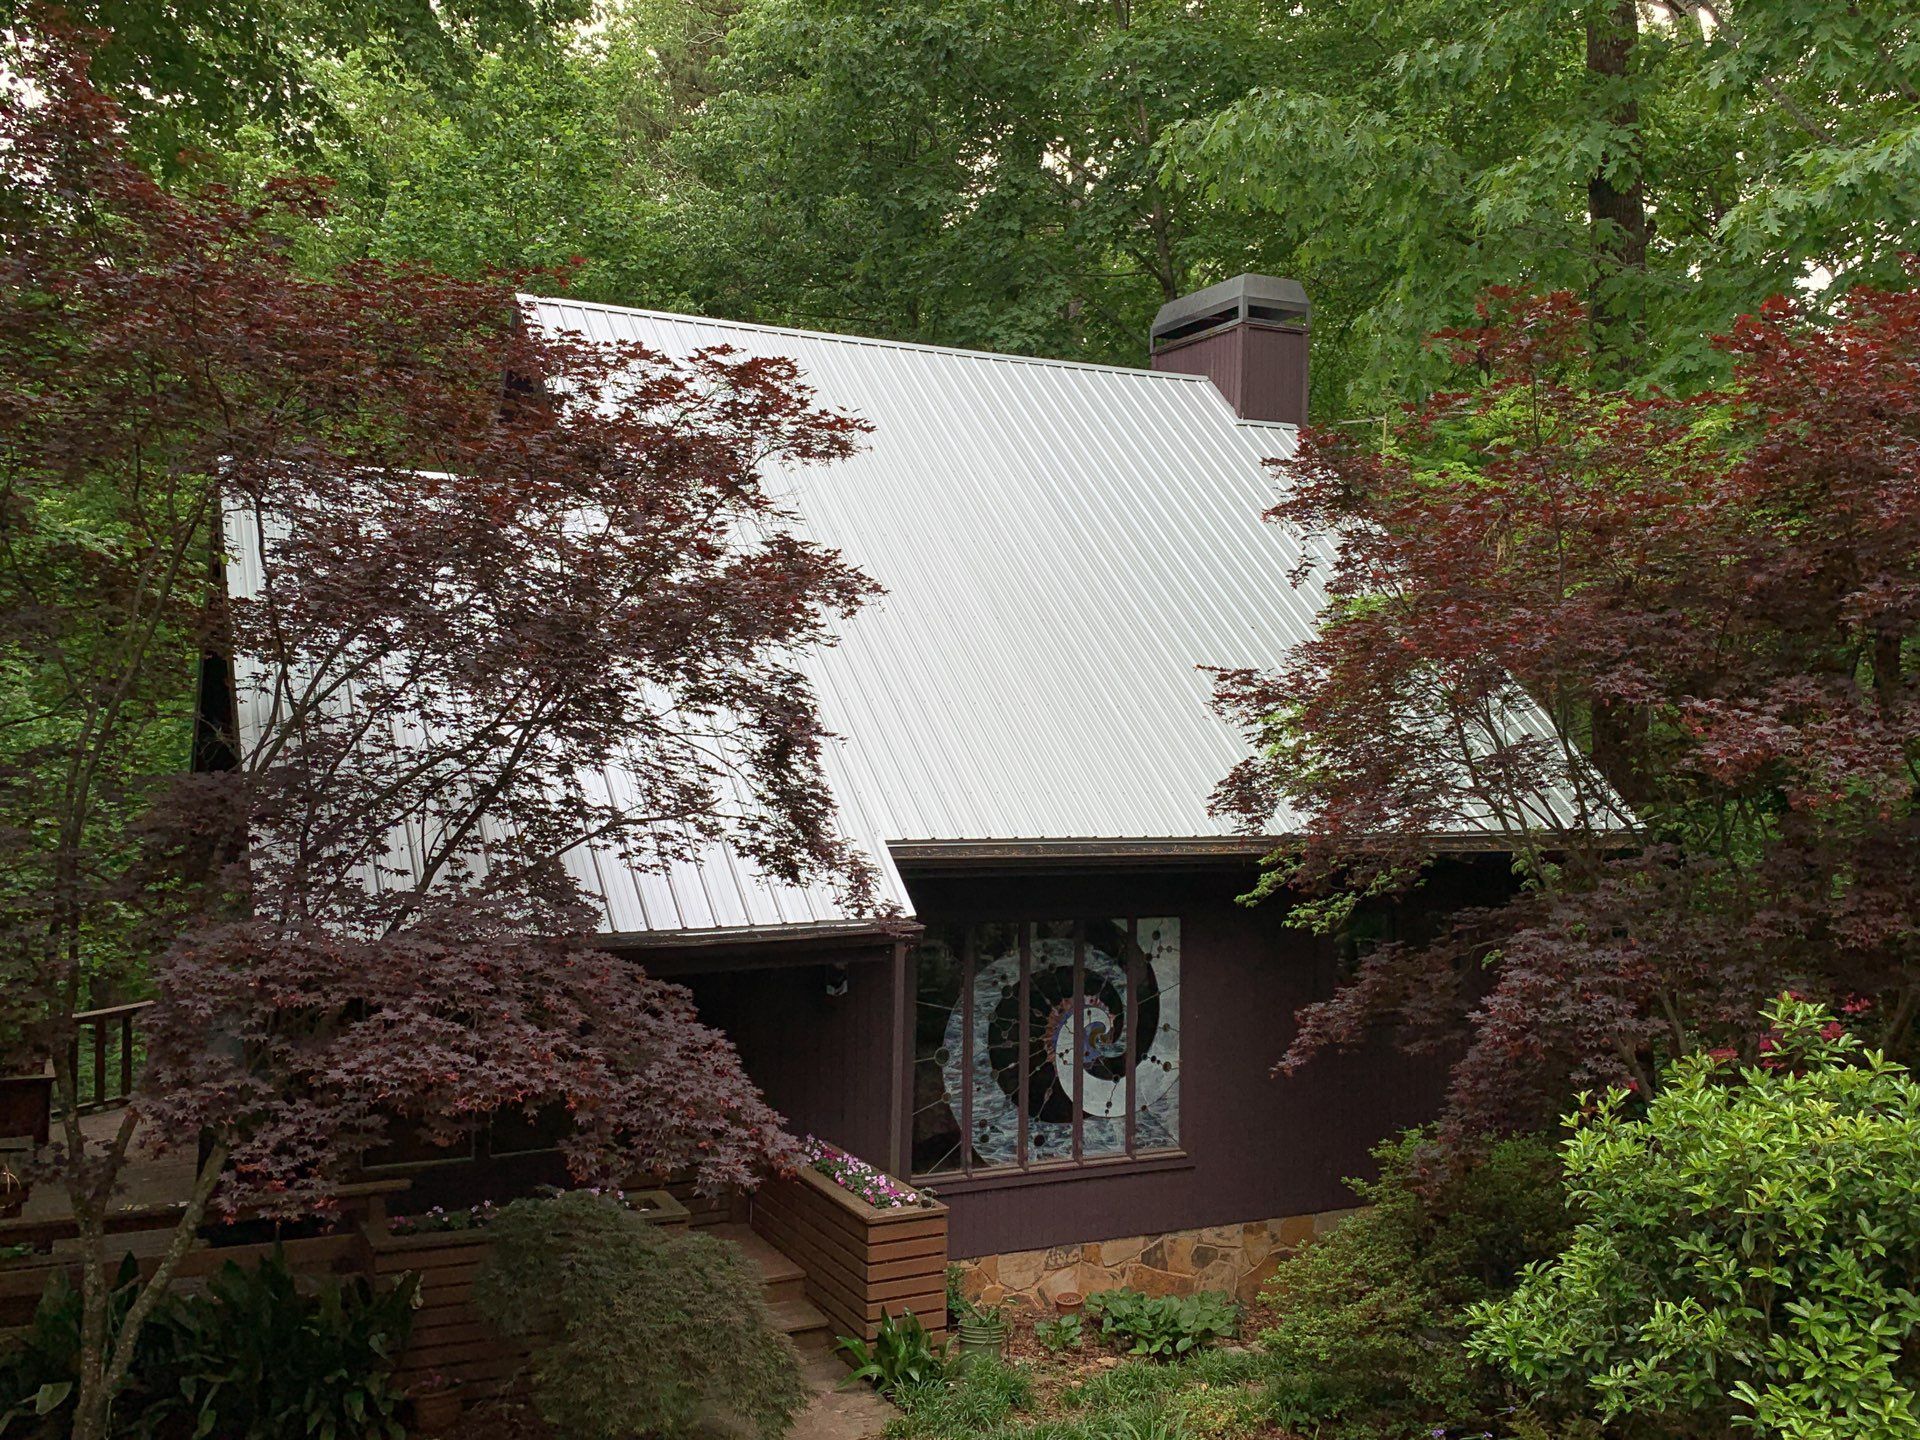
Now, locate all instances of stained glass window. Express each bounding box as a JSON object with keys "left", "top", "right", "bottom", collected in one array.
[{"left": 910, "top": 917, "right": 1181, "bottom": 1178}]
